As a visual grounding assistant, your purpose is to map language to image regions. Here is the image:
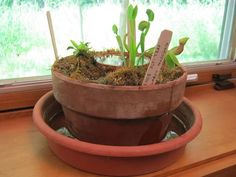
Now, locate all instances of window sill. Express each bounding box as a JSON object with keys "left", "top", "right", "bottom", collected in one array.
[
  {"left": 0, "top": 81, "right": 52, "bottom": 111},
  {"left": 1, "top": 61, "right": 236, "bottom": 111},
  {"left": 186, "top": 60, "right": 236, "bottom": 85},
  {"left": 1, "top": 84, "right": 236, "bottom": 176}
]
